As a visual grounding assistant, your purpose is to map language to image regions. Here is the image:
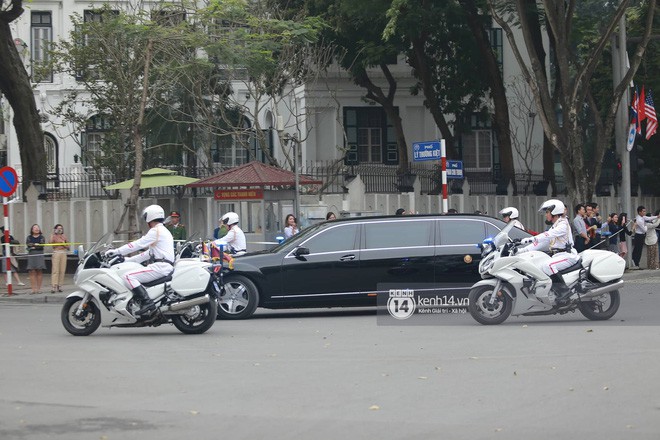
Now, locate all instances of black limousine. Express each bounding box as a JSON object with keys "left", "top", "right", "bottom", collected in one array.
[{"left": 217, "top": 214, "right": 530, "bottom": 319}]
